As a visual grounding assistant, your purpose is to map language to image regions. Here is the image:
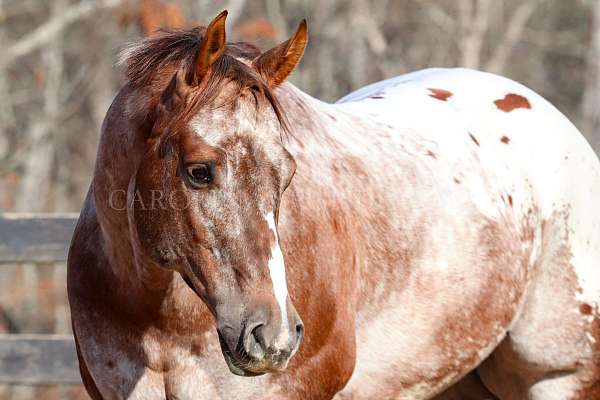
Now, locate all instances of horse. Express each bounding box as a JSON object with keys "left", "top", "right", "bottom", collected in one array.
[{"left": 67, "top": 10, "right": 600, "bottom": 400}]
